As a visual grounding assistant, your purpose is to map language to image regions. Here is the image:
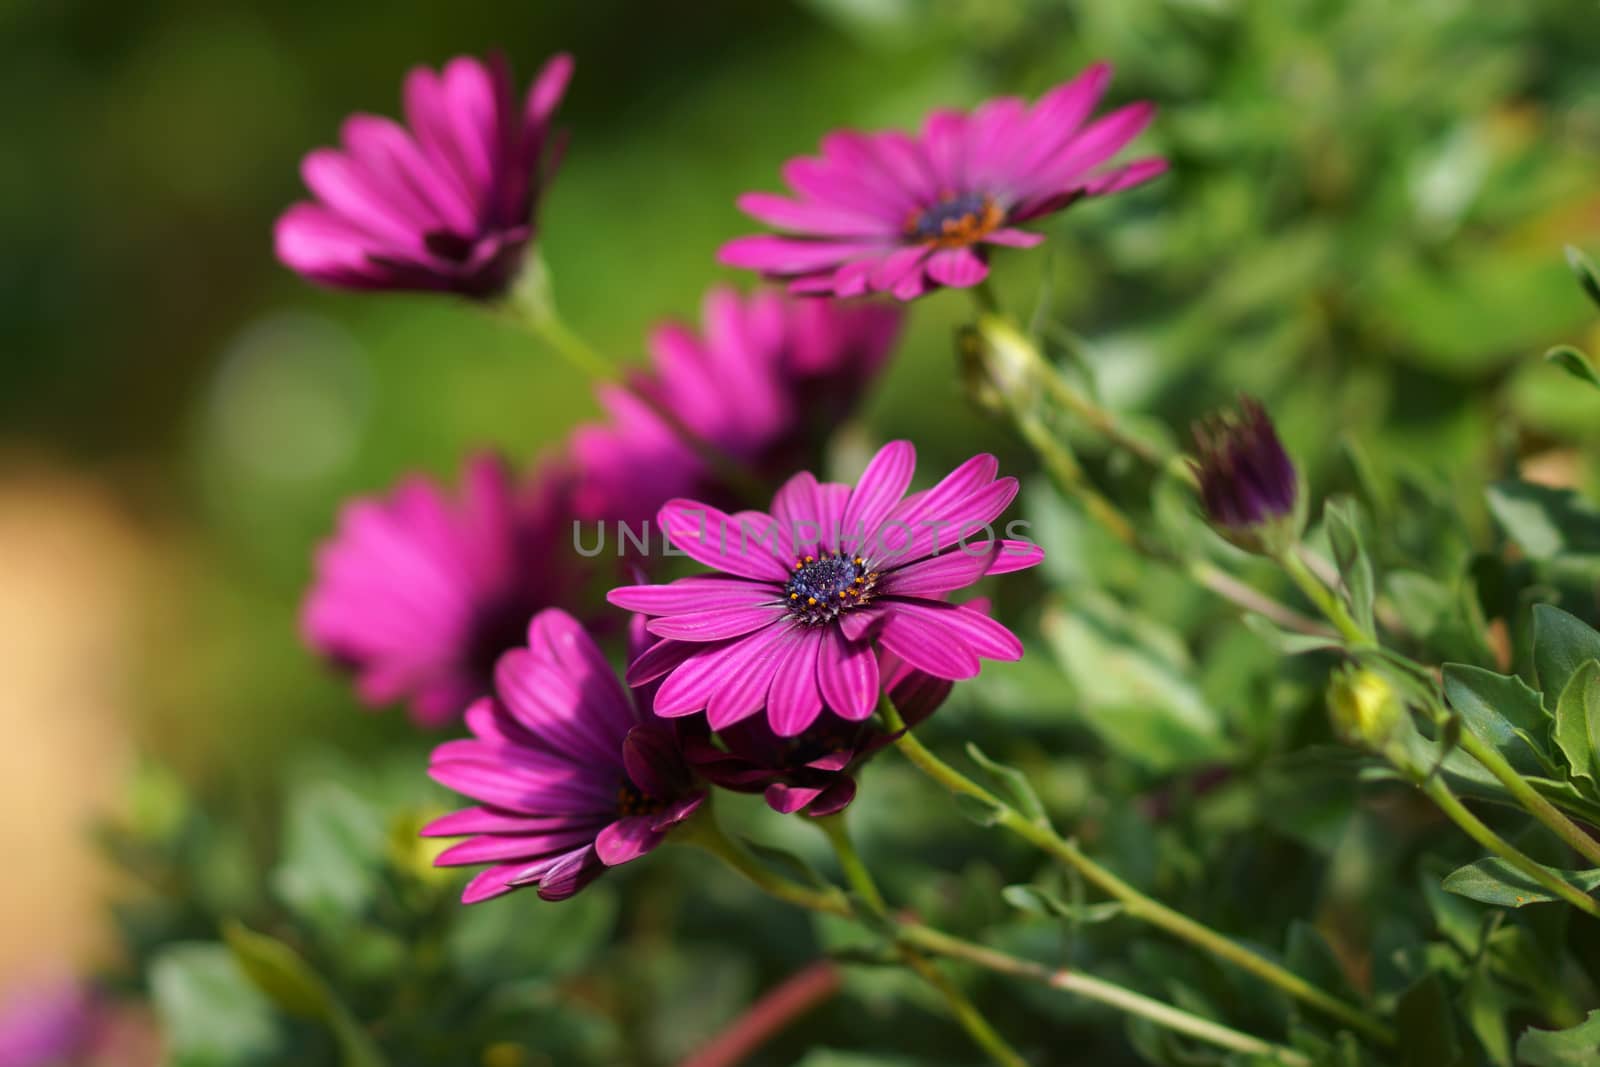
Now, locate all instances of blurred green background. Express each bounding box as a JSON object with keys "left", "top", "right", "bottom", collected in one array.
[{"left": 9, "top": 0, "right": 1600, "bottom": 1063}]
